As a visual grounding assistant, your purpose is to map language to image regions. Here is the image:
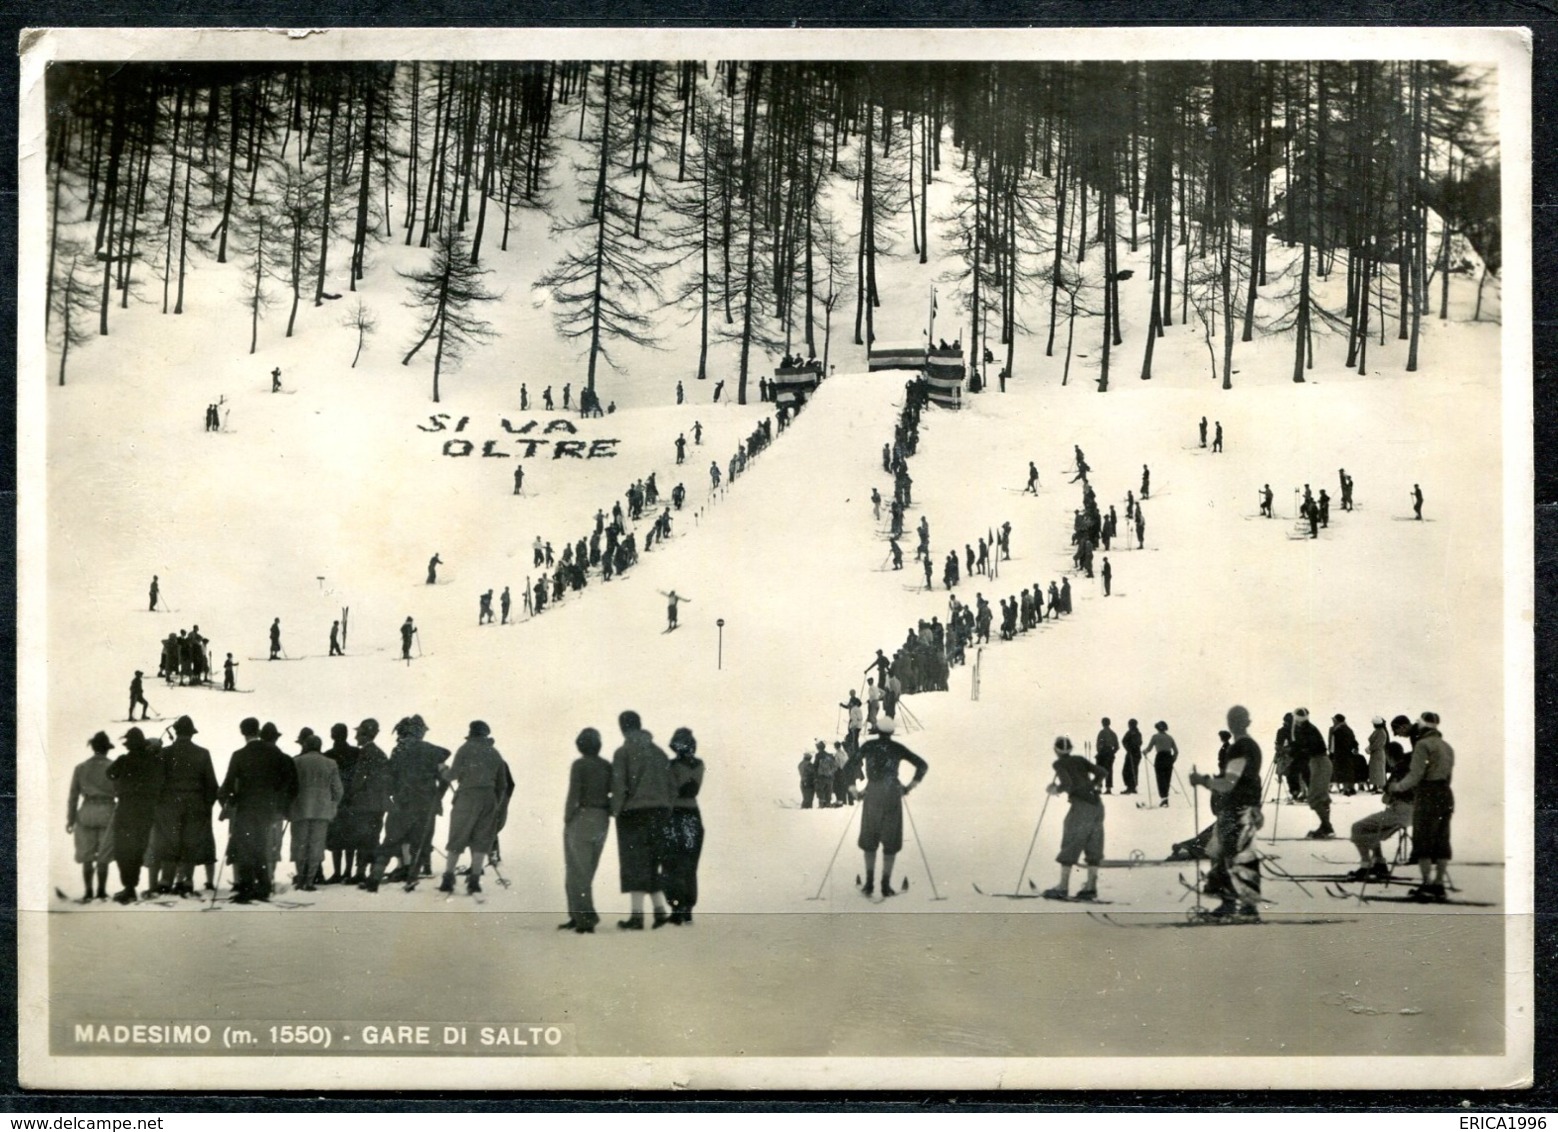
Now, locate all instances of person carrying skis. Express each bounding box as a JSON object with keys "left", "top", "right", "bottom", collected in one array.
[
  {"left": 856, "top": 716, "right": 928, "bottom": 898},
  {"left": 1041, "top": 735, "right": 1106, "bottom": 902},
  {"left": 1187, "top": 704, "right": 1265, "bottom": 922}
]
